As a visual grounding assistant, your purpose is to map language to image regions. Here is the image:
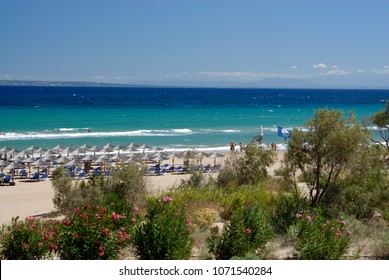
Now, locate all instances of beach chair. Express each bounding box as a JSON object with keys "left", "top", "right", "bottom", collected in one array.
[
  {"left": 31, "top": 172, "right": 40, "bottom": 181},
  {"left": 78, "top": 172, "right": 85, "bottom": 179},
  {"left": 214, "top": 164, "right": 222, "bottom": 172},
  {"left": 40, "top": 173, "right": 48, "bottom": 180},
  {"left": 19, "top": 169, "right": 28, "bottom": 178},
  {"left": 3, "top": 175, "right": 14, "bottom": 185}
]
